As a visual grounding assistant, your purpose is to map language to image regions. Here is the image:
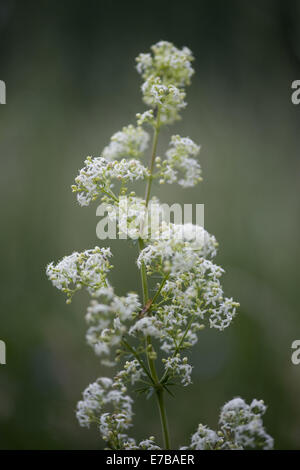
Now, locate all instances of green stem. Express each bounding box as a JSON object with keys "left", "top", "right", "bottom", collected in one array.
[
  {"left": 145, "top": 335, "right": 159, "bottom": 384},
  {"left": 156, "top": 388, "right": 171, "bottom": 449},
  {"left": 101, "top": 188, "right": 119, "bottom": 202},
  {"left": 151, "top": 272, "right": 170, "bottom": 306},
  {"left": 137, "top": 108, "right": 171, "bottom": 449},
  {"left": 138, "top": 238, "right": 149, "bottom": 302},
  {"left": 145, "top": 106, "right": 161, "bottom": 207},
  {"left": 121, "top": 338, "right": 155, "bottom": 385}
]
